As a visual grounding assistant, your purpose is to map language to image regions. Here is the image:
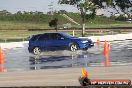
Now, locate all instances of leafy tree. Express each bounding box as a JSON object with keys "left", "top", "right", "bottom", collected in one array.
[
  {"left": 112, "top": 0, "right": 132, "bottom": 18},
  {"left": 49, "top": 18, "right": 58, "bottom": 32},
  {"left": 0, "top": 10, "right": 11, "bottom": 15},
  {"left": 59, "top": 0, "right": 132, "bottom": 36},
  {"left": 115, "top": 15, "right": 127, "bottom": 21},
  {"left": 16, "top": 11, "right": 22, "bottom": 15}
]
